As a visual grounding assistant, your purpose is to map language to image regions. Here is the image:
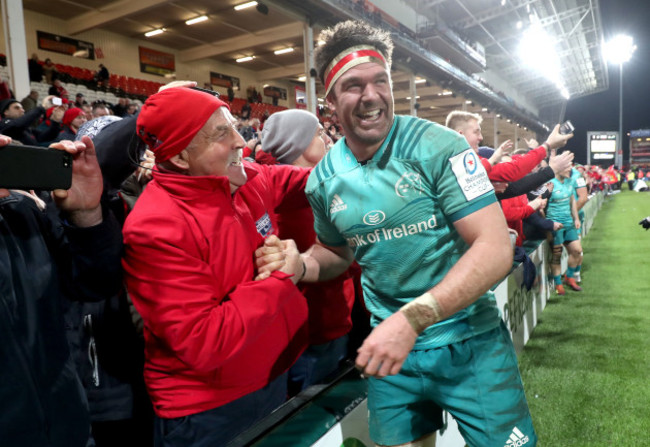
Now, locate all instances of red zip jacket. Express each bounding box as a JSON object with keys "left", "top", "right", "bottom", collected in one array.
[
  {"left": 275, "top": 205, "right": 355, "bottom": 345},
  {"left": 481, "top": 146, "right": 547, "bottom": 182},
  {"left": 500, "top": 194, "right": 535, "bottom": 246},
  {"left": 122, "top": 162, "right": 309, "bottom": 418}
]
